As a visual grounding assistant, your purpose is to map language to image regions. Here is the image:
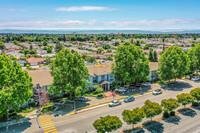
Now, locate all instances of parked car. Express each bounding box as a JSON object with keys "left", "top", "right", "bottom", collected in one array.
[
  {"left": 108, "top": 100, "right": 122, "bottom": 107},
  {"left": 191, "top": 76, "right": 200, "bottom": 81},
  {"left": 135, "top": 84, "right": 141, "bottom": 88},
  {"left": 115, "top": 87, "right": 127, "bottom": 92},
  {"left": 77, "top": 97, "right": 87, "bottom": 102},
  {"left": 124, "top": 96, "right": 135, "bottom": 103},
  {"left": 142, "top": 82, "right": 151, "bottom": 87},
  {"left": 152, "top": 89, "right": 162, "bottom": 95}
]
